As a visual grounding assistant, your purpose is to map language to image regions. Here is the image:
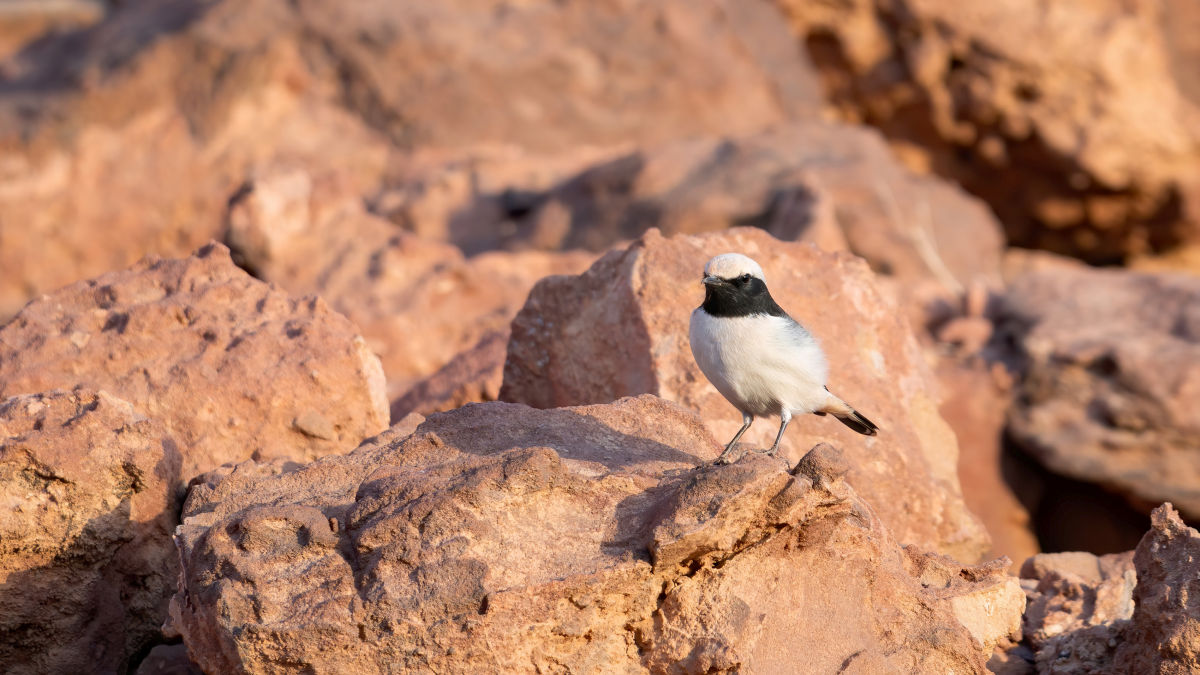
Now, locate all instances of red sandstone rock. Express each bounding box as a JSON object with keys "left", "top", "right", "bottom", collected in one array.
[
  {"left": 778, "top": 0, "right": 1200, "bottom": 264},
  {"left": 0, "top": 388, "right": 181, "bottom": 673},
  {"left": 170, "top": 395, "right": 1021, "bottom": 673},
  {"left": 225, "top": 166, "right": 593, "bottom": 398},
  {"left": 997, "top": 262, "right": 1200, "bottom": 517},
  {"left": 0, "top": 243, "right": 388, "bottom": 479},
  {"left": 501, "top": 227, "right": 989, "bottom": 561},
  {"left": 0, "top": 0, "right": 822, "bottom": 320}
]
